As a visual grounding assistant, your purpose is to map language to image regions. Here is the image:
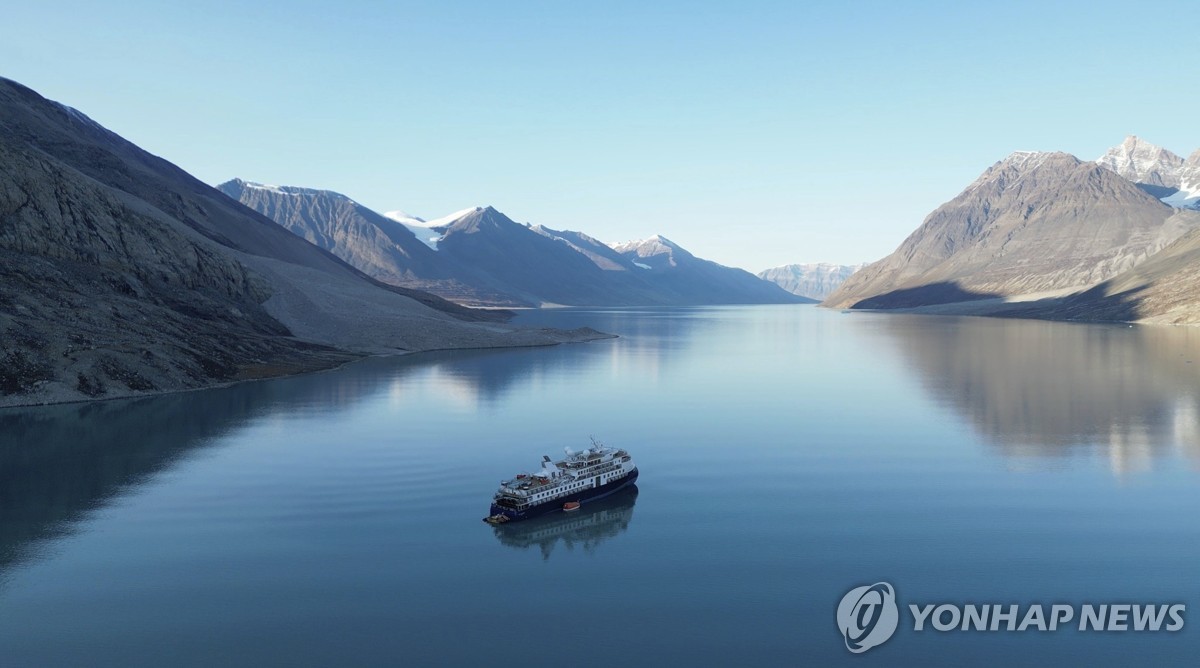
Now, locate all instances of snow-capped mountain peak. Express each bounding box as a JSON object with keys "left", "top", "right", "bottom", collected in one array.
[
  {"left": 963, "top": 151, "right": 1077, "bottom": 195},
  {"left": 1095, "top": 135, "right": 1185, "bottom": 189},
  {"left": 610, "top": 234, "right": 684, "bottom": 255},
  {"left": 228, "top": 179, "right": 360, "bottom": 204},
  {"left": 608, "top": 235, "right": 696, "bottom": 270},
  {"left": 240, "top": 180, "right": 289, "bottom": 195},
  {"left": 1002, "top": 150, "right": 1053, "bottom": 167}
]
